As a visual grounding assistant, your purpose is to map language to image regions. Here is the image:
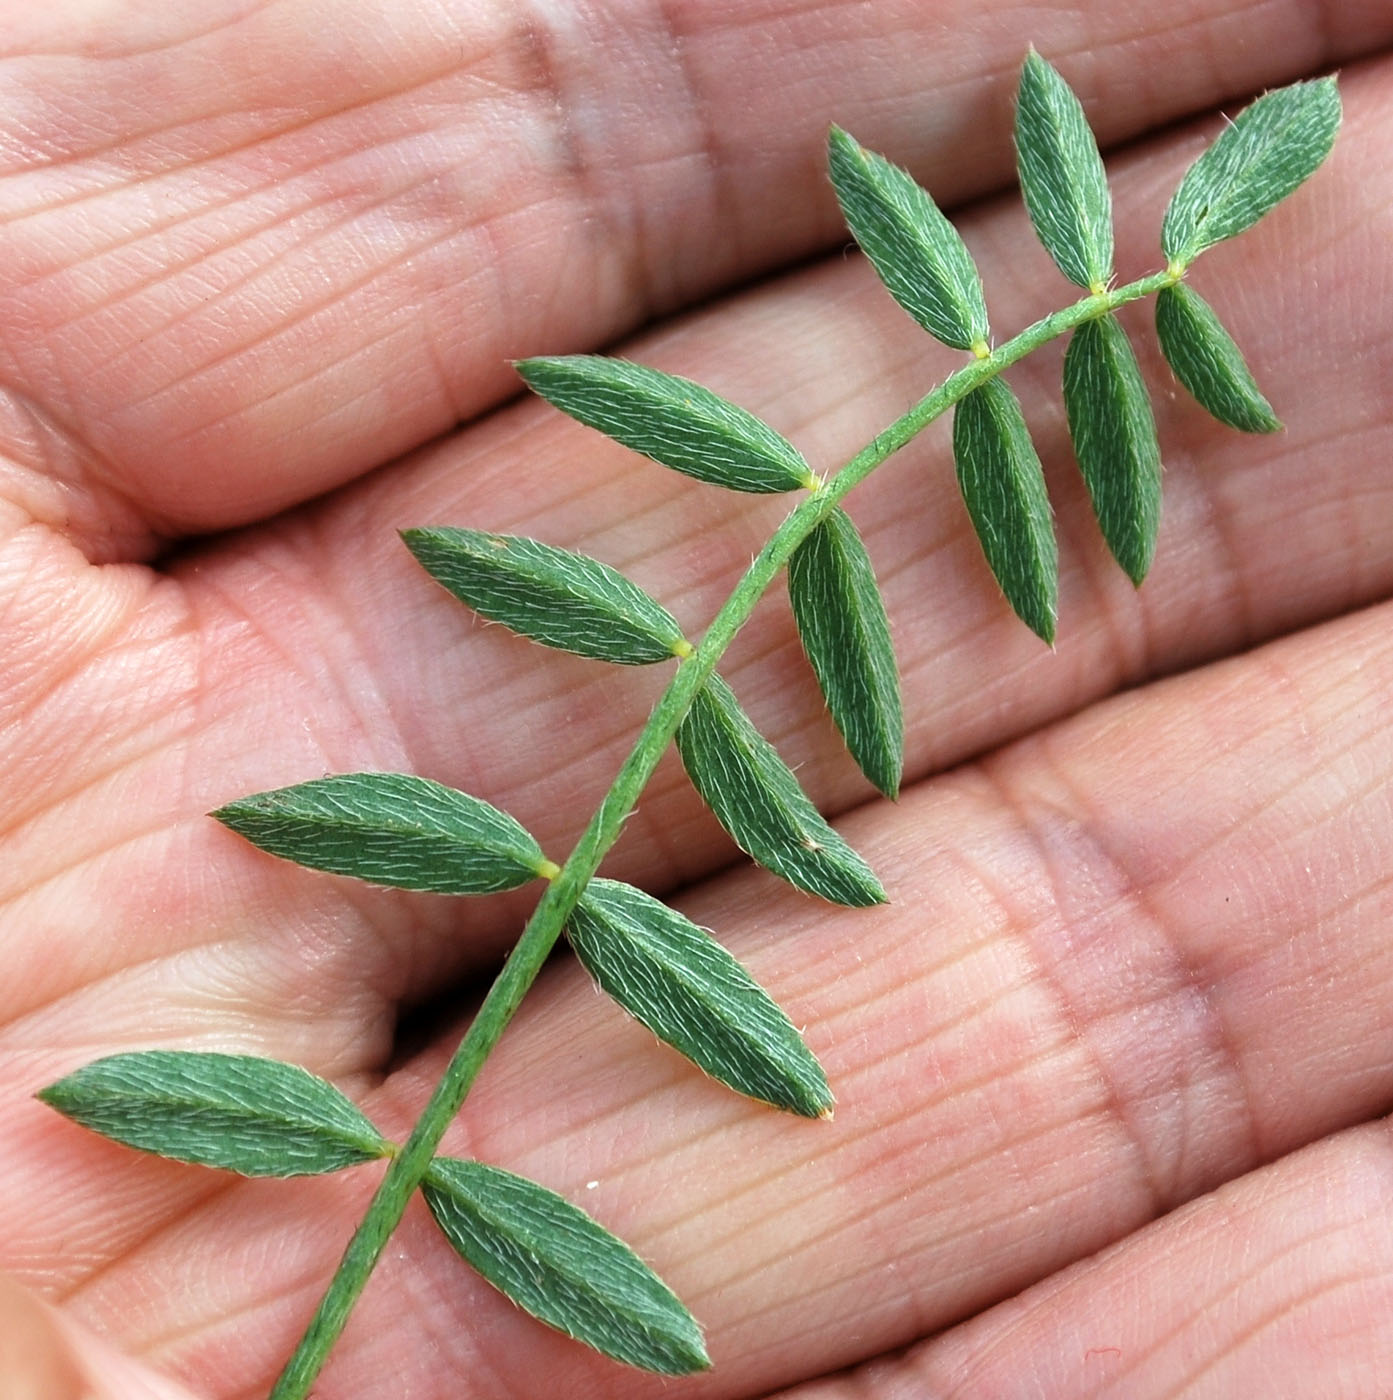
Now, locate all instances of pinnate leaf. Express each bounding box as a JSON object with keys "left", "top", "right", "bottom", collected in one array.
[
  {"left": 828, "top": 125, "right": 990, "bottom": 352},
  {"left": 1155, "top": 283, "right": 1280, "bottom": 433},
  {"left": 1062, "top": 314, "right": 1163, "bottom": 585},
  {"left": 567, "top": 878, "right": 832, "bottom": 1117},
  {"left": 404, "top": 528, "right": 687, "bottom": 665},
  {"left": 1014, "top": 48, "right": 1113, "bottom": 290},
  {"left": 952, "top": 378, "right": 1058, "bottom": 642},
  {"left": 788, "top": 508, "right": 903, "bottom": 798},
  {"left": 424, "top": 1157, "right": 709, "bottom": 1375},
  {"left": 1162, "top": 76, "right": 1340, "bottom": 267},
  {"left": 38, "top": 1052, "right": 388, "bottom": 1176},
  {"left": 516, "top": 355, "right": 811, "bottom": 494},
  {"left": 676, "top": 674, "right": 885, "bottom": 907},
  {"left": 215, "top": 773, "right": 549, "bottom": 893}
]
